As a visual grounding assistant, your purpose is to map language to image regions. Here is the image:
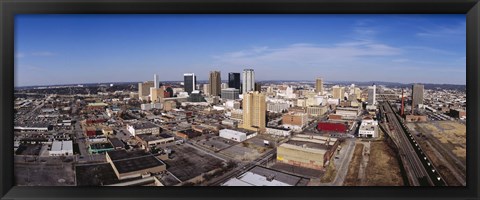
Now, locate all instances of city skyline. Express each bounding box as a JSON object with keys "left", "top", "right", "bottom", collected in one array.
[{"left": 15, "top": 14, "right": 466, "bottom": 87}]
